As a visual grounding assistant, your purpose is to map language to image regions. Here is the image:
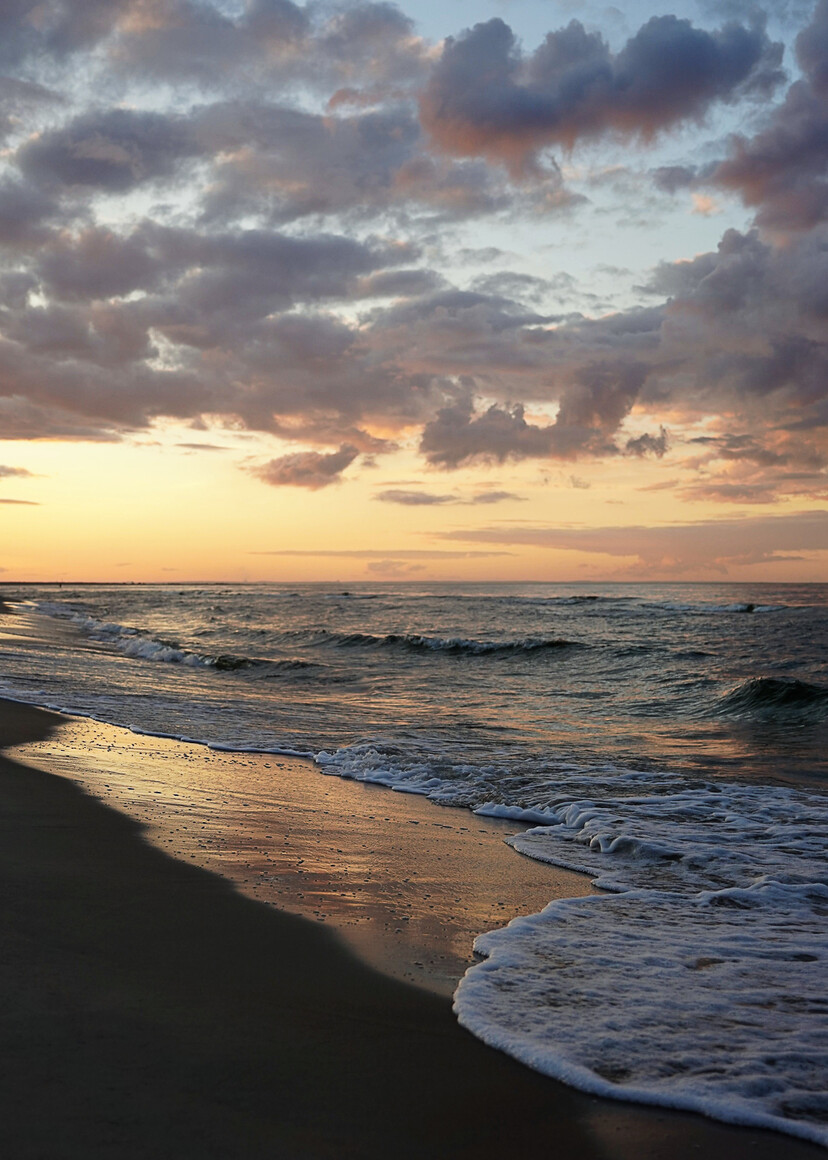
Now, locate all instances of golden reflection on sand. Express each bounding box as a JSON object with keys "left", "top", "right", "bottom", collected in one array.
[{"left": 10, "top": 713, "right": 595, "bottom": 995}]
